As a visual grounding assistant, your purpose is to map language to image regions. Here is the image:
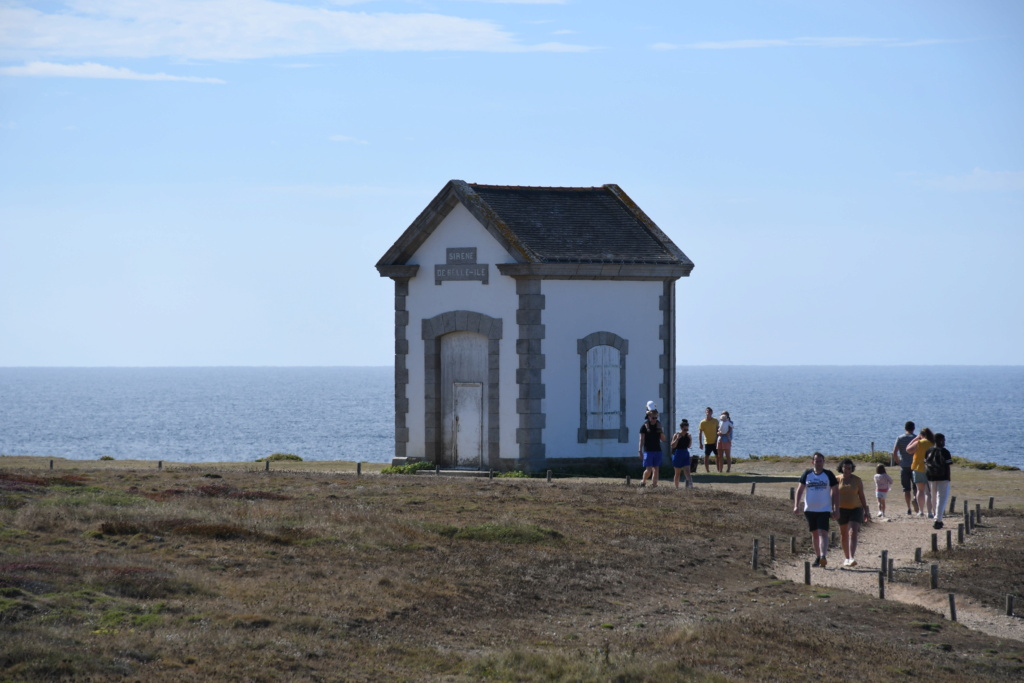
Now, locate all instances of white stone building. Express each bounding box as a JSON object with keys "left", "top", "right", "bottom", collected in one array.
[{"left": 376, "top": 180, "right": 693, "bottom": 472}]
